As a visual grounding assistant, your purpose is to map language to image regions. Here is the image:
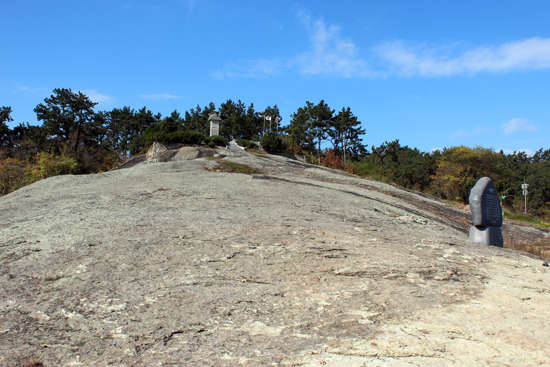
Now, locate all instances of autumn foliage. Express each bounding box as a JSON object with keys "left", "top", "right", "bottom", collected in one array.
[{"left": 321, "top": 149, "right": 344, "bottom": 169}]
